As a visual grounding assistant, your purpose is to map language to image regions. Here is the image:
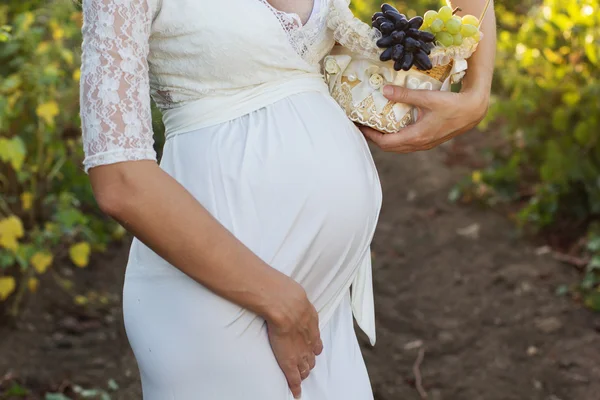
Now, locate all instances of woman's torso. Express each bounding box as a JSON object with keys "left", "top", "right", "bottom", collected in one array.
[{"left": 146, "top": 0, "right": 335, "bottom": 118}]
